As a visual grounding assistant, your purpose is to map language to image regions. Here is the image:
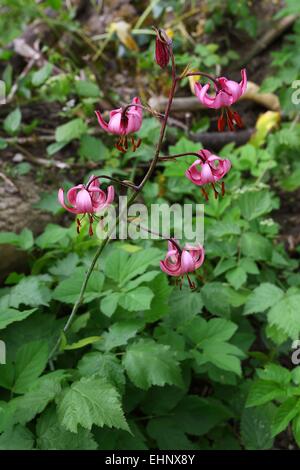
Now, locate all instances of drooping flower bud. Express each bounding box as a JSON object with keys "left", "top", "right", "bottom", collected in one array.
[{"left": 154, "top": 28, "right": 172, "bottom": 69}]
